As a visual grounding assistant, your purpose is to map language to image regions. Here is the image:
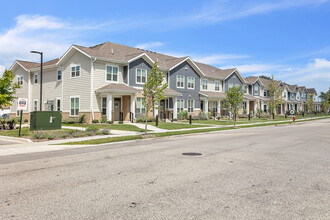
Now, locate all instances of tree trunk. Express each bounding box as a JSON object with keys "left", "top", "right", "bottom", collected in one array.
[
  {"left": 145, "top": 111, "right": 148, "bottom": 135},
  {"left": 234, "top": 109, "right": 236, "bottom": 127}
]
